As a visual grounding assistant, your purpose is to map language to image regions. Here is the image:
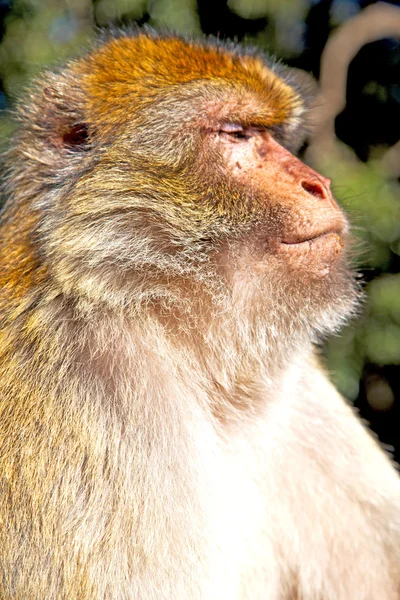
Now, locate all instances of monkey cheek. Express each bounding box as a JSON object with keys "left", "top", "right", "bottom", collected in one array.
[{"left": 277, "top": 233, "right": 345, "bottom": 278}]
